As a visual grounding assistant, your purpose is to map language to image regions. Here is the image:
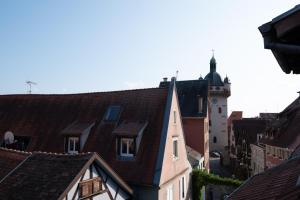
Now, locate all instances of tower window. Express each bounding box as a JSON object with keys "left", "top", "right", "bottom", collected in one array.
[
  {"left": 213, "top": 136, "right": 217, "bottom": 143},
  {"left": 218, "top": 107, "right": 222, "bottom": 114}
]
